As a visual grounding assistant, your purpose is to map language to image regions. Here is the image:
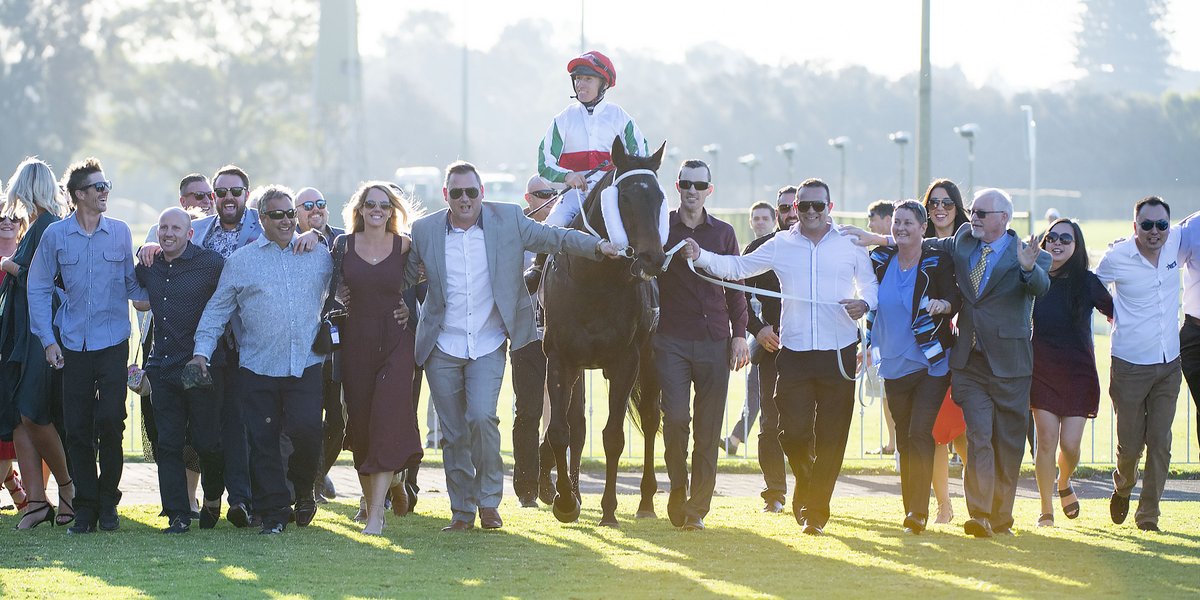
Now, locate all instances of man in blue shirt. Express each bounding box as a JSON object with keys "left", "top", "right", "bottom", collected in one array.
[{"left": 27, "top": 157, "right": 149, "bottom": 534}]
